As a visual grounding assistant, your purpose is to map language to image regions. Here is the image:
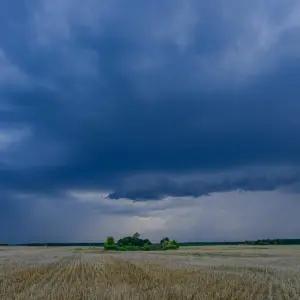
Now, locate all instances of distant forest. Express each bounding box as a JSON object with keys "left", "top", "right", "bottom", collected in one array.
[
  {"left": 244, "top": 239, "right": 300, "bottom": 245},
  {"left": 3, "top": 238, "right": 300, "bottom": 247}
]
